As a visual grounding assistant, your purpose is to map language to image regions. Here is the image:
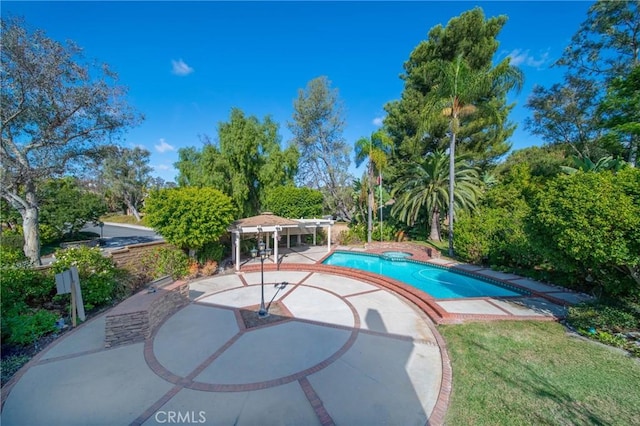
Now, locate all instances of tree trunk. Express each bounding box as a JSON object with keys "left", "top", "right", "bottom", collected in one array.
[
  {"left": 22, "top": 184, "right": 42, "bottom": 265},
  {"left": 429, "top": 207, "right": 441, "bottom": 241},
  {"left": 124, "top": 195, "right": 142, "bottom": 222},
  {"left": 367, "top": 164, "right": 373, "bottom": 244},
  {"left": 448, "top": 130, "right": 456, "bottom": 257},
  {"left": 629, "top": 135, "right": 638, "bottom": 167}
]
